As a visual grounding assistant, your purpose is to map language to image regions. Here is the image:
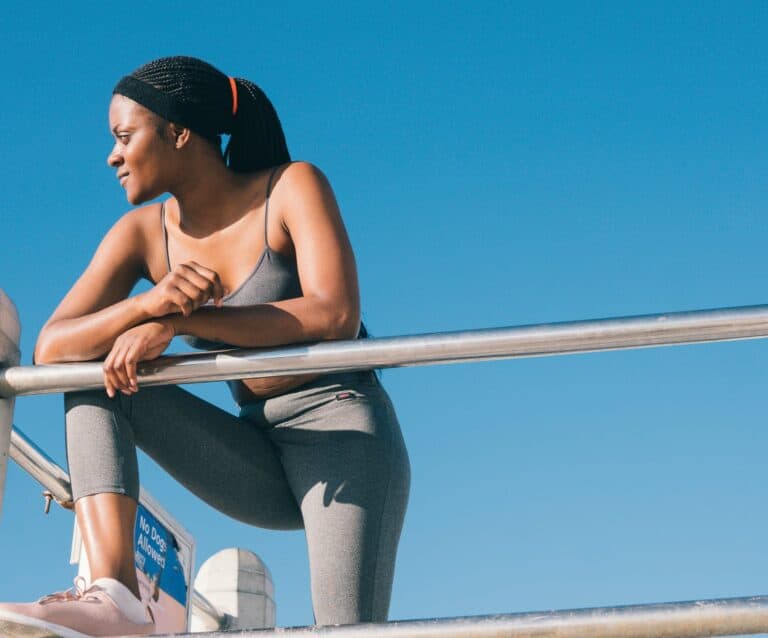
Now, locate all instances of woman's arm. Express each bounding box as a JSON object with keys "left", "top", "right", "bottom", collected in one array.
[
  {"left": 34, "top": 208, "right": 225, "bottom": 363},
  {"left": 34, "top": 212, "right": 149, "bottom": 363},
  {"left": 167, "top": 162, "right": 361, "bottom": 346}
]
